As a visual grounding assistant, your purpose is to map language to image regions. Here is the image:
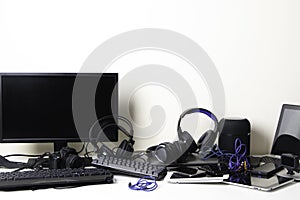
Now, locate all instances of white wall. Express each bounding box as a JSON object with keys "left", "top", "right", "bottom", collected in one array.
[{"left": 0, "top": 0, "right": 300, "bottom": 155}]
